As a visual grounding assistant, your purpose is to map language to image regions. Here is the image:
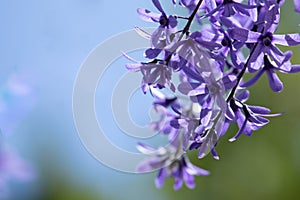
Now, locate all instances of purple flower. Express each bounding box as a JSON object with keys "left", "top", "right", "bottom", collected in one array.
[
  {"left": 229, "top": 28, "right": 300, "bottom": 71},
  {"left": 126, "top": 59, "right": 175, "bottom": 93},
  {"left": 226, "top": 91, "right": 281, "bottom": 142},
  {"left": 136, "top": 134, "right": 209, "bottom": 190},
  {"left": 228, "top": 4, "right": 300, "bottom": 72},
  {"left": 147, "top": 89, "right": 181, "bottom": 141},
  {"left": 138, "top": 0, "right": 178, "bottom": 28},
  {"left": 138, "top": 0, "right": 178, "bottom": 49},
  {"left": 242, "top": 54, "right": 298, "bottom": 92}
]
